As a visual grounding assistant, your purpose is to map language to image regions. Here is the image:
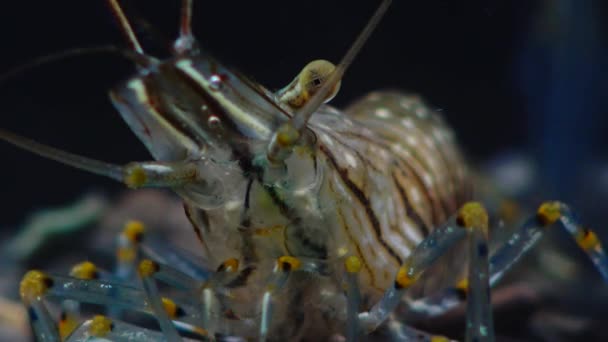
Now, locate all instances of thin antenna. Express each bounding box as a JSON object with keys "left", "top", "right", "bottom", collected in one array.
[
  {"left": 180, "top": 0, "right": 193, "bottom": 38},
  {"left": 174, "top": 0, "right": 197, "bottom": 54},
  {"left": 107, "top": 0, "right": 145, "bottom": 54},
  {"left": 291, "top": 0, "right": 392, "bottom": 132}
]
